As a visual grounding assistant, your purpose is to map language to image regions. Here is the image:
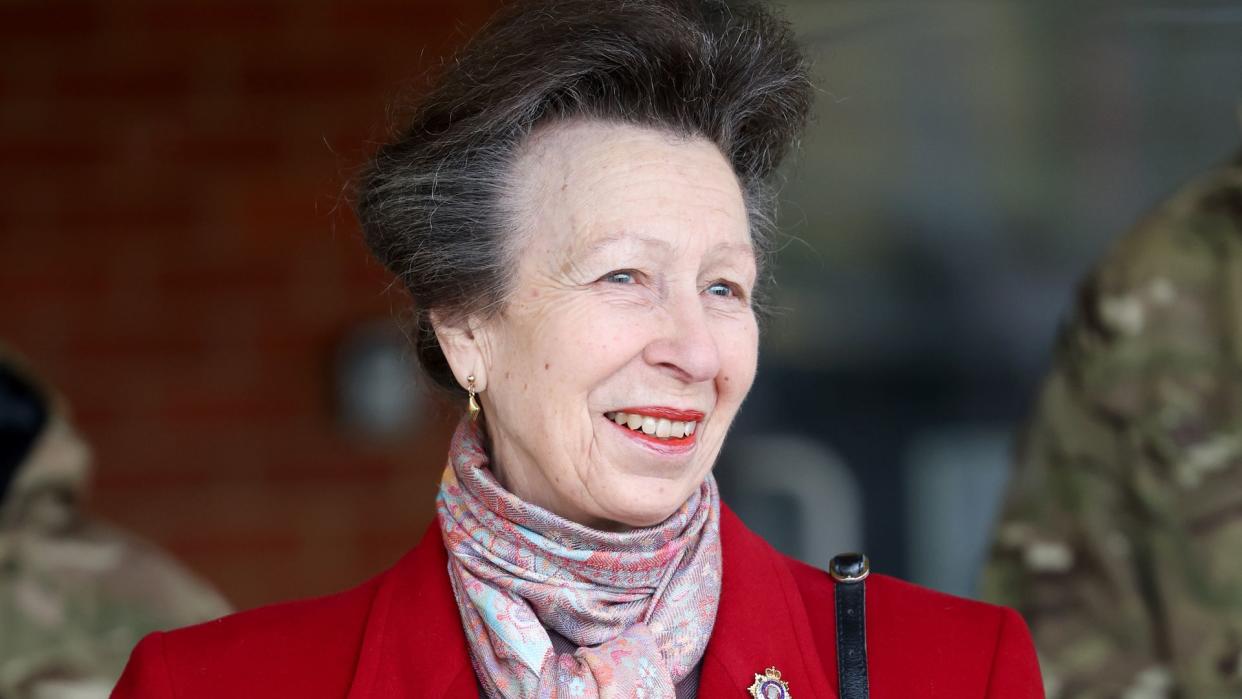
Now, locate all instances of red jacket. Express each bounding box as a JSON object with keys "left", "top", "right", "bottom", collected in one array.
[{"left": 113, "top": 506, "right": 1043, "bottom": 698}]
